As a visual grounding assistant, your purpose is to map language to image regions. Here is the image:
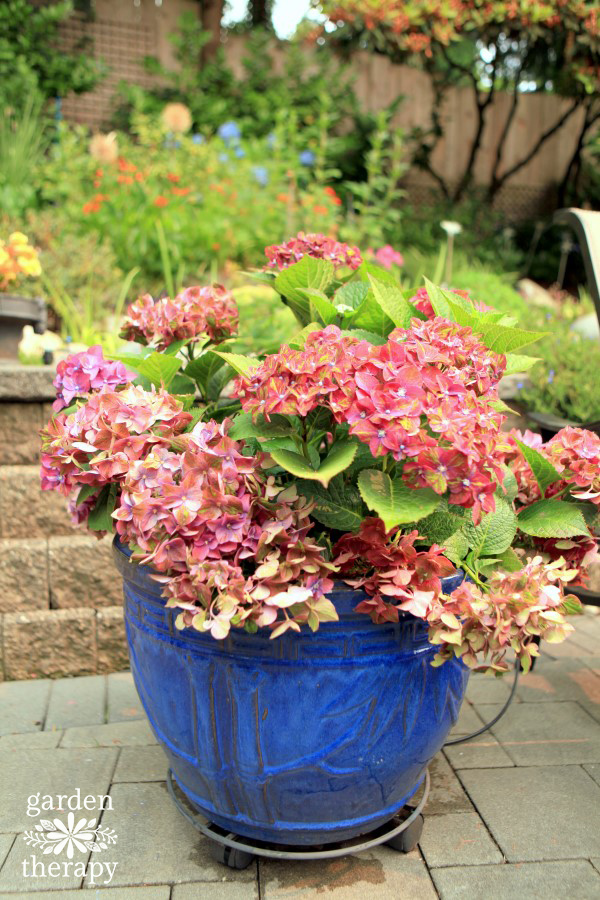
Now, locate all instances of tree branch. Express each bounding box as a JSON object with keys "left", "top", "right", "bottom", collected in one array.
[{"left": 489, "top": 98, "right": 581, "bottom": 197}]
